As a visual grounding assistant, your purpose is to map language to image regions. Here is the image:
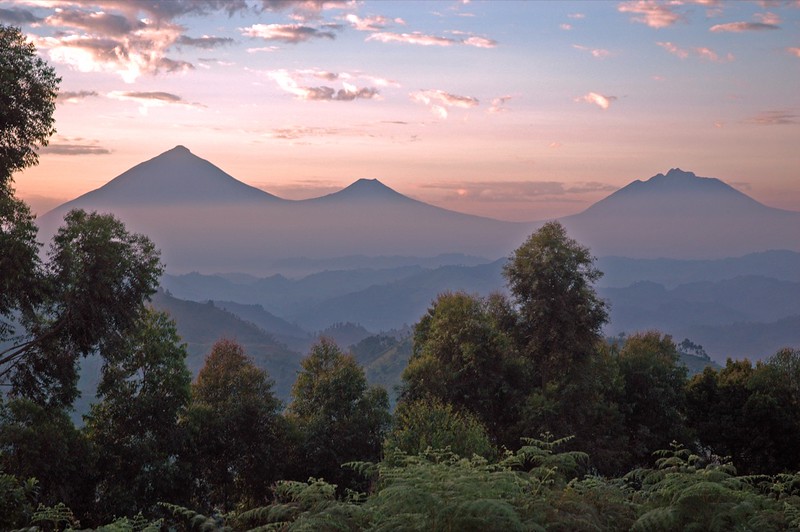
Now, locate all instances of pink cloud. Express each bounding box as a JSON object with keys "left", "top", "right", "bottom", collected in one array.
[
  {"left": 410, "top": 89, "right": 479, "bottom": 118},
  {"left": 710, "top": 21, "right": 779, "bottom": 32},
  {"left": 618, "top": 1, "right": 684, "bottom": 28},
  {"left": 267, "top": 69, "right": 381, "bottom": 102},
  {"left": 788, "top": 47, "right": 800, "bottom": 58},
  {"left": 657, "top": 41, "right": 689, "bottom": 59},
  {"left": 573, "top": 44, "right": 611, "bottom": 59},
  {"left": 576, "top": 92, "right": 617, "bottom": 110},
  {"left": 240, "top": 23, "right": 338, "bottom": 43},
  {"left": 367, "top": 31, "right": 495, "bottom": 48},
  {"left": 754, "top": 12, "right": 781, "bottom": 25},
  {"left": 657, "top": 41, "right": 732, "bottom": 62},
  {"left": 488, "top": 95, "right": 512, "bottom": 113},
  {"left": 560, "top": 23, "right": 573, "bottom": 31}
]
